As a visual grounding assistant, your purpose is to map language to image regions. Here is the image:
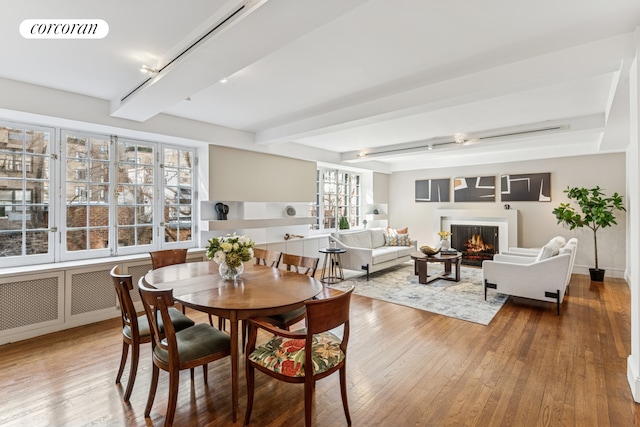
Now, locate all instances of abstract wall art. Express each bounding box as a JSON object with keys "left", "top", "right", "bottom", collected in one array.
[
  {"left": 453, "top": 176, "right": 495, "bottom": 202},
  {"left": 501, "top": 173, "right": 551, "bottom": 202},
  {"left": 415, "top": 178, "right": 450, "bottom": 202}
]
